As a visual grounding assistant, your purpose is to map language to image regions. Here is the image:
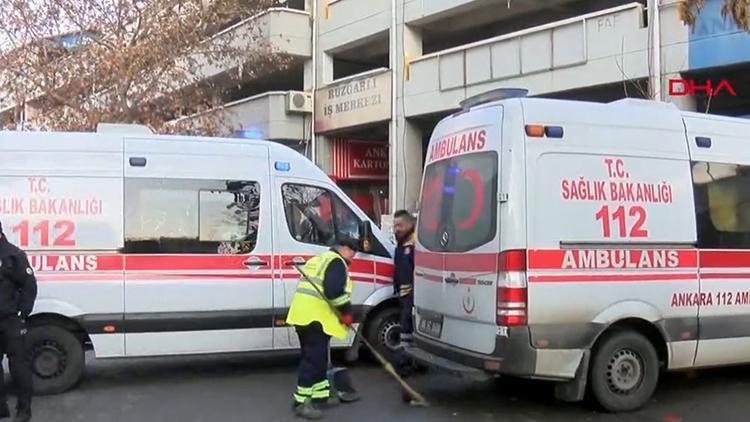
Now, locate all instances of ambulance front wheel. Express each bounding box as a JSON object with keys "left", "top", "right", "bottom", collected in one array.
[
  {"left": 589, "top": 330, "right": 659, "bottom": 413},
  {"left": 28, "top": 325, "right": 85, "bottom": 395},
  {"left": 364, "top": 307, "right": 401, "bottom": 361}
]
